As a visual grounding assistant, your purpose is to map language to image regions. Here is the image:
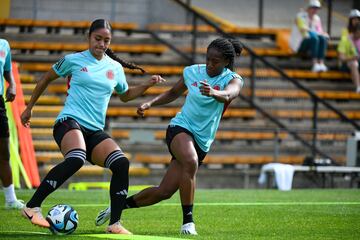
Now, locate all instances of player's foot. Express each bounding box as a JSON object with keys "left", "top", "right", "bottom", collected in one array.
[
  {"left": 21, "top": 206, "right": 50, "bottom": 228},
  {"left": 106, "top": 221, "right": 132, "bottom": 234},
  {"left": 311, "top": 63, "right": 322, "bottom": 73},
  {"left": 5, "top": 199, "right": 25, "bottom": 209},
  {"left": 319, "top": 63, "right": 328, "bottom": 72},
  {"left": 95, "top": 206, "right": 111, "bottom": 226},
  {"left": 180, "top": 222, "right": 198, "bottom": 235}
]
